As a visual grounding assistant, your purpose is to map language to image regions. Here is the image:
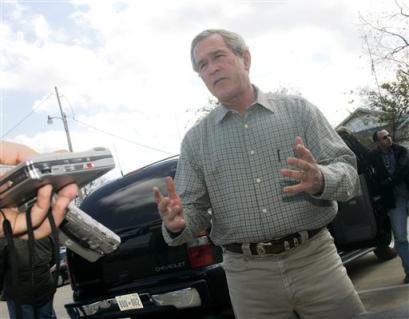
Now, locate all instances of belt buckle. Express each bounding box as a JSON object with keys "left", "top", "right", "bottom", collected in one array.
[
  {"left": 256, "top": 242, "right": 273, "bottom": 256},
  {"left": 256, "top": 243, "right": 266, "bottom": 255}
]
